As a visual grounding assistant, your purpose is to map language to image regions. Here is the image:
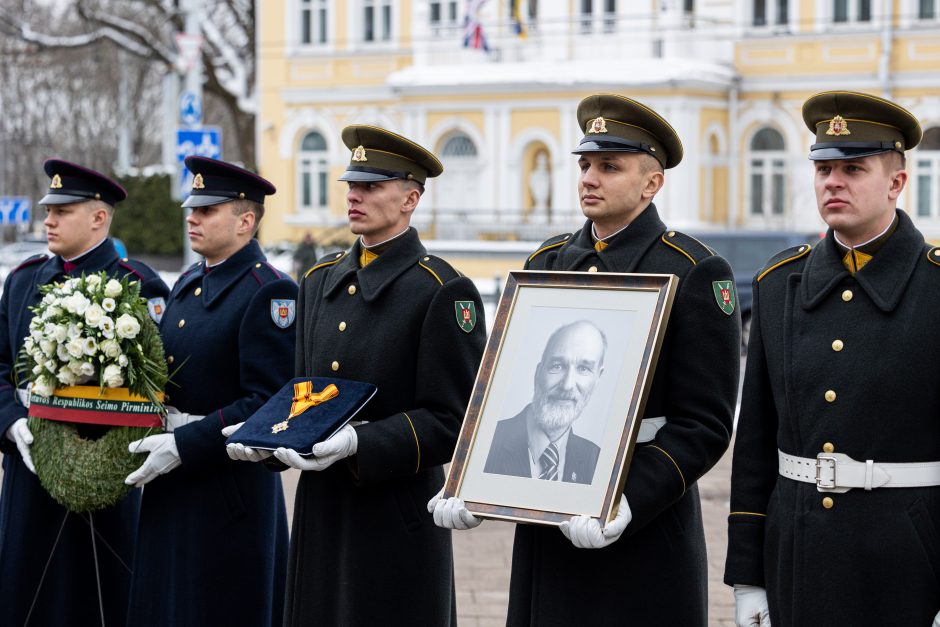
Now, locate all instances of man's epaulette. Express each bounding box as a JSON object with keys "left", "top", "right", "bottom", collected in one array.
[
  {"left": 117, "top": 257, "right": 158, "bottom": 282},
  {"left": 418, "top": 255, "right": 461, "bottom": 286},
  {"left": 303, "top": 251, "right": 347, "bottom": 279},
  {"left": 927, "top": 246, "right": 940, "bottom": 268},
  {"left": 660, "top": 230, "right": 714, "bottom": 265},
  {"left": 10, "top": 253, "right": 49, "bottom": 275},
  {"left": 250, "top": 261, "right": 289, "bottom": 285},
  {"left": 527, "top": 233, "right": 571, "bottom": 264},
  {"left": 756, "top": 244, "right": 812, "bottom": 281}
]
